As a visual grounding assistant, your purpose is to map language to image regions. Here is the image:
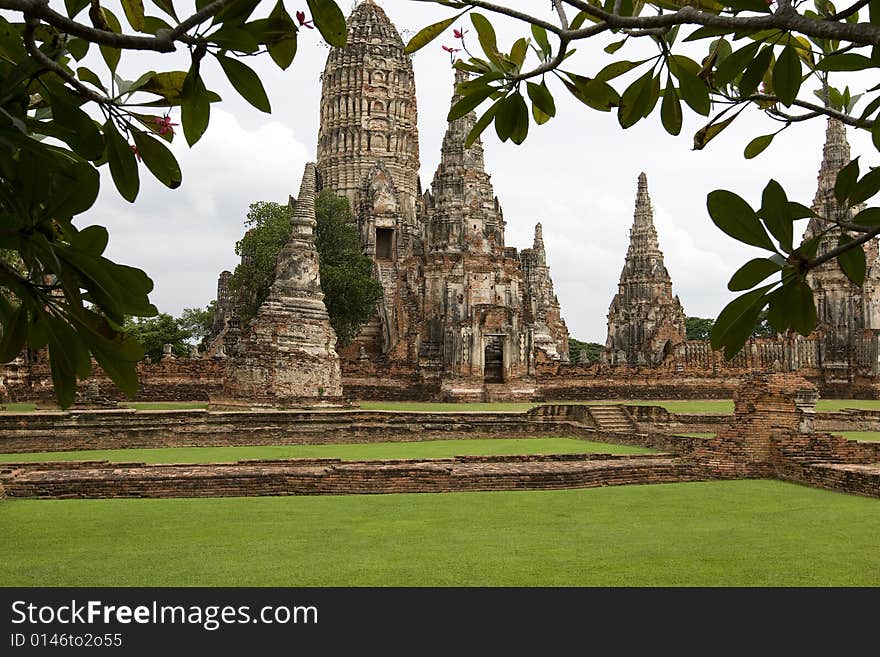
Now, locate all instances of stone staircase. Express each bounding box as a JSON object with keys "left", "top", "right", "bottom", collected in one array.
[{"left": 586, "top": 405, "right": 637, "bottom": 433}]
